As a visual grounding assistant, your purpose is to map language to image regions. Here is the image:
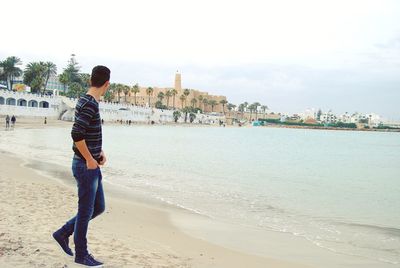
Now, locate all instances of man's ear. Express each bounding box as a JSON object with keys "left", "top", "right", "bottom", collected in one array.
[{"left": 104, "top": 81, "right": 110, "bottom": 90}]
